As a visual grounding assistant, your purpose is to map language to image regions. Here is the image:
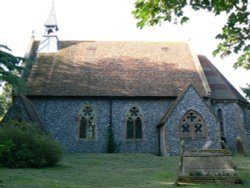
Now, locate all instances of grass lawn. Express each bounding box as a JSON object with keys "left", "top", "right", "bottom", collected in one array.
[{"left": 0, "top": 153, "right": 250, "bottom": 188}]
